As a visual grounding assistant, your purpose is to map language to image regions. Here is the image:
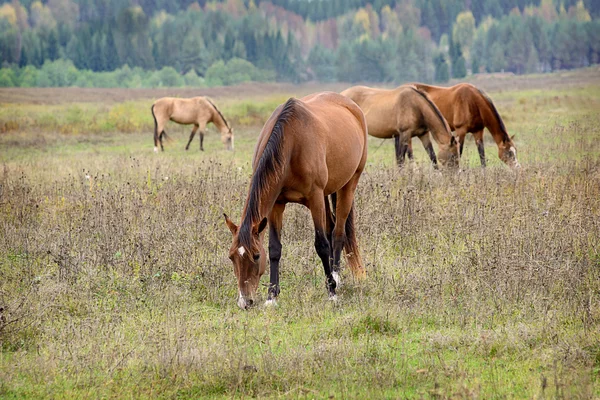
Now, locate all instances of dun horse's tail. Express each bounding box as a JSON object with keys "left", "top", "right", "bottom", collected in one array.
[
  {"left": 344, "top": 202, "right": 366, "bottom": 279},
  {"left": 151, "top": 104, "right": 158, "bottom": 148}
]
